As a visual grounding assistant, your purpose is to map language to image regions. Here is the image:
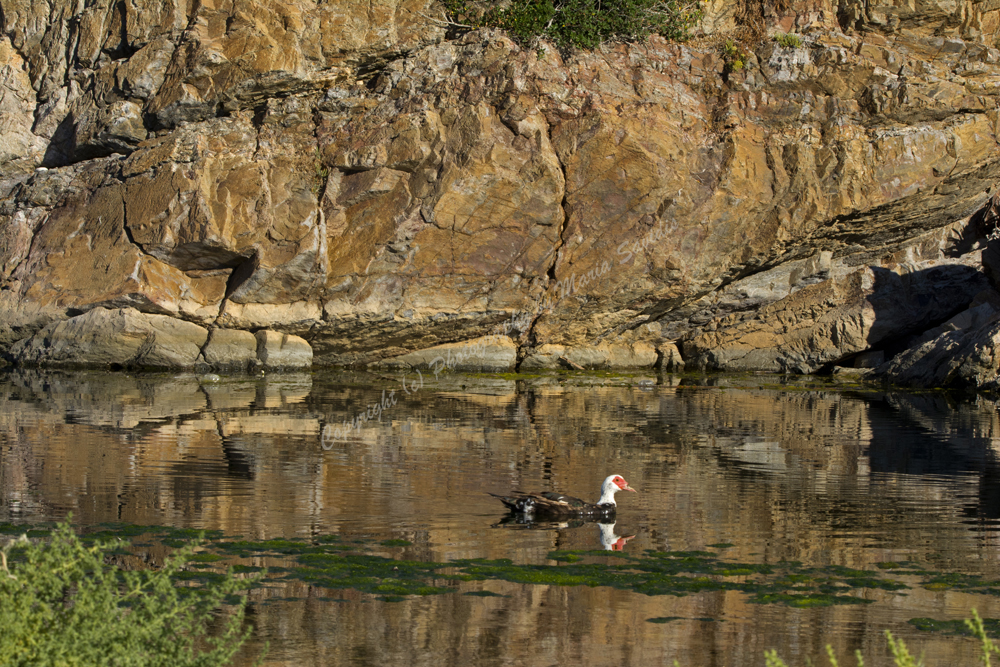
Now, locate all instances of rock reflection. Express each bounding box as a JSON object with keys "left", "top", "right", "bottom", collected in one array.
[{"left": 3, "top": 369, "right": 1000, "bottom": 666}]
